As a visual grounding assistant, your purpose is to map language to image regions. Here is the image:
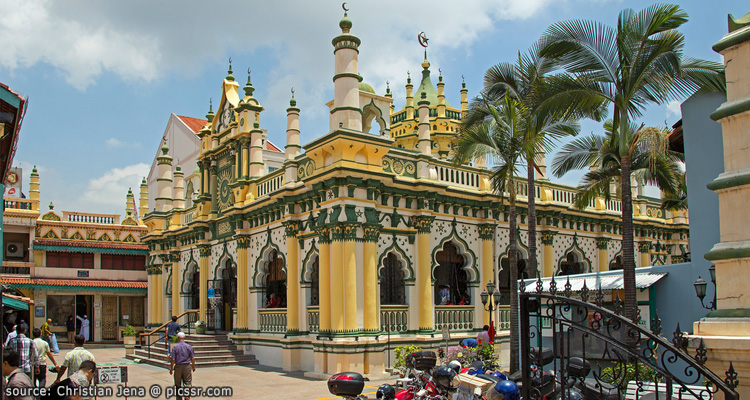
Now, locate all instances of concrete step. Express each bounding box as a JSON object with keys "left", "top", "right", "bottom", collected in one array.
[
  {"left": 133, "top": 350, "right": 248, "bottom": 359},
  {"left": 136, "top": 345, "right": 243, "bottom": 354},
  {"left": 125, "top": 354, "right": 259, "bottom": 369},
  {"left": 132, "top": 352, "right": 257, "bottom": 363}
]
